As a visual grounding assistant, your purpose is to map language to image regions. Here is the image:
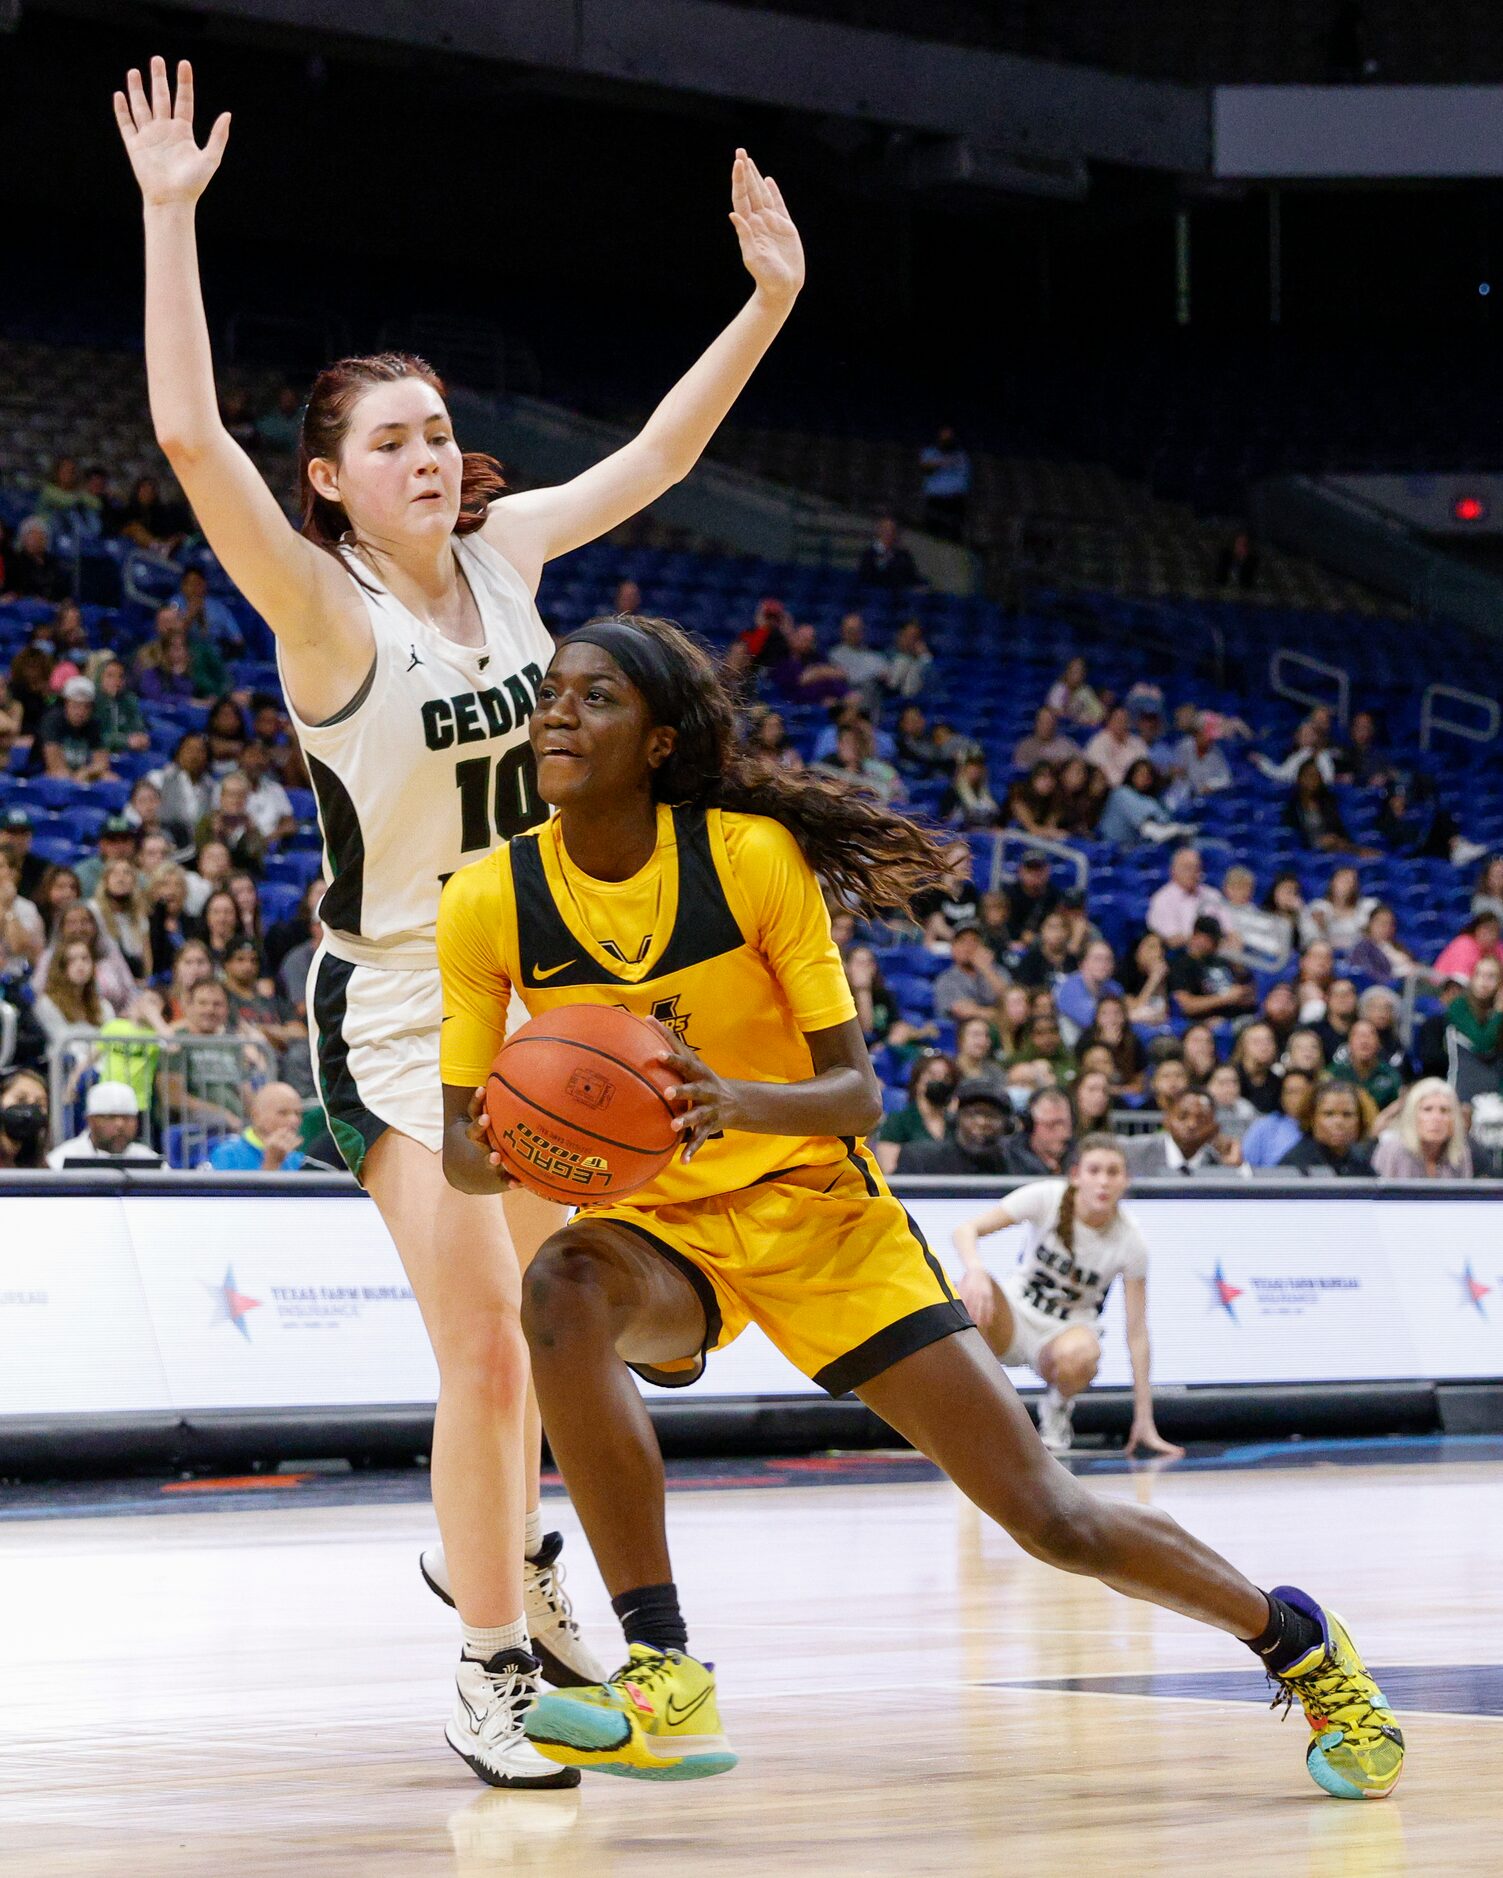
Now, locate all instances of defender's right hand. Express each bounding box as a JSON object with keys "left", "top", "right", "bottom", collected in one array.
[
  {"left": 957, "top": 1266, "right": 996, "bottom": 1330},
  {"left": 114, "top": 57, "right": 231, "bottom": 208}
]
